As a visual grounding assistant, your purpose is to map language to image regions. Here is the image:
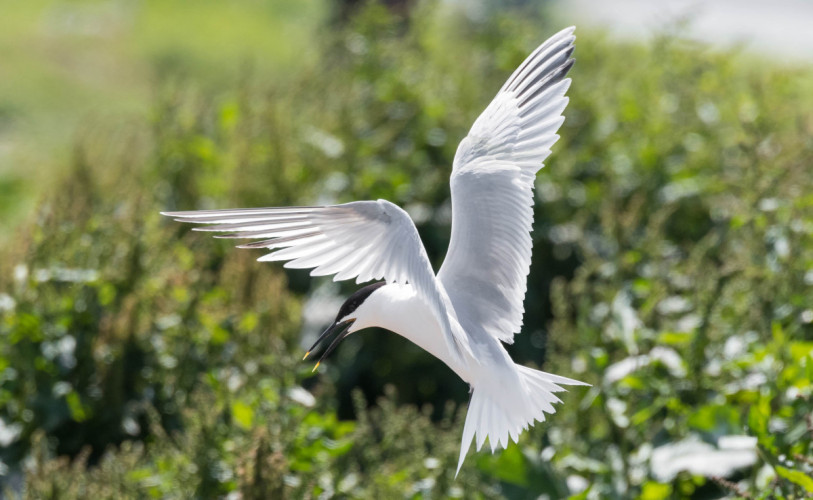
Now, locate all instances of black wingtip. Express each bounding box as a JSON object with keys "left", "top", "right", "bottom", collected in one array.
[{"left": 517, "top": 56, "right": 575, "bottom": 108}]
